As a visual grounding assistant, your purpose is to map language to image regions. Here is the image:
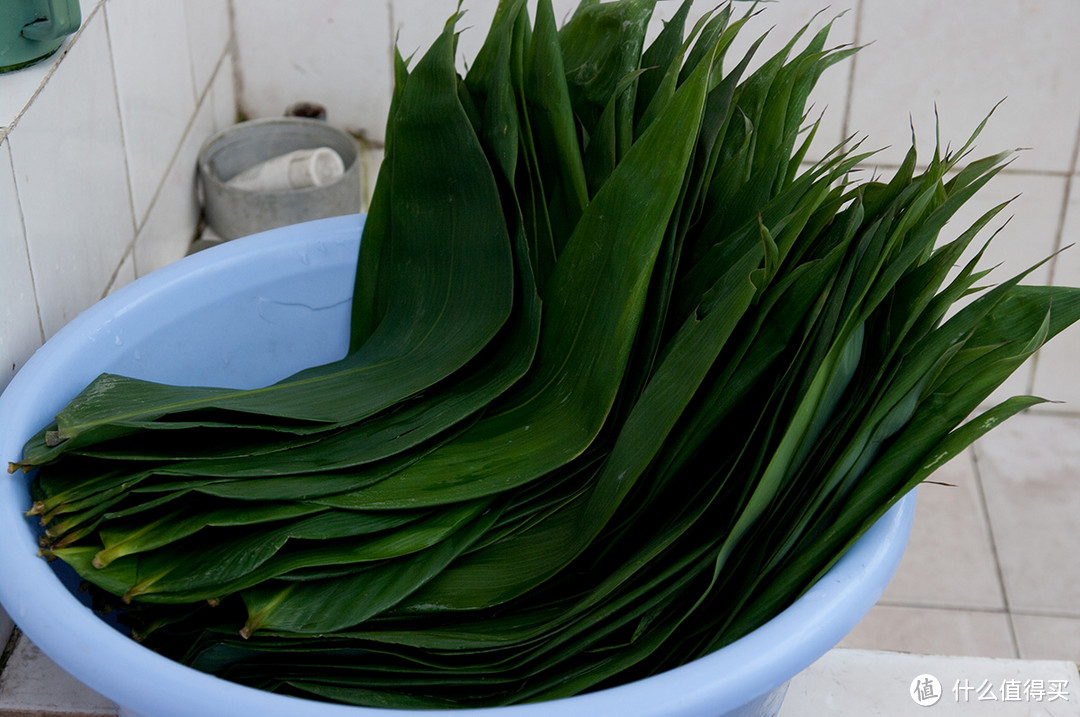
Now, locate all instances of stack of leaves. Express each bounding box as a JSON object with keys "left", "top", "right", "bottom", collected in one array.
[{"left": 13, "top": 0, "right": 1080, "bottom": 708}]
